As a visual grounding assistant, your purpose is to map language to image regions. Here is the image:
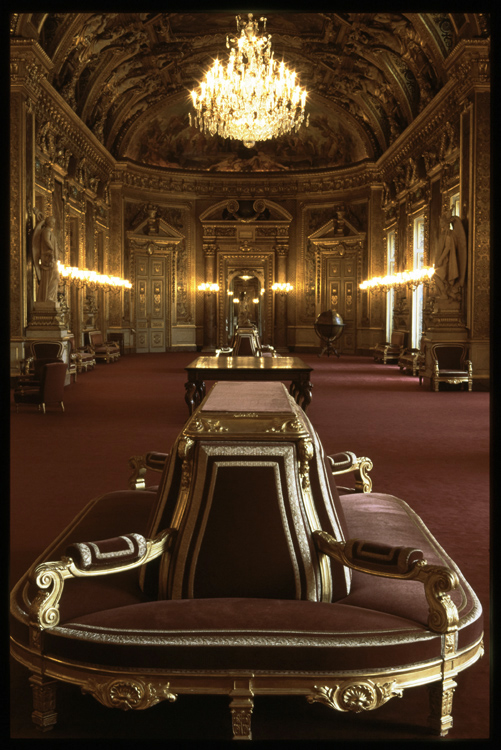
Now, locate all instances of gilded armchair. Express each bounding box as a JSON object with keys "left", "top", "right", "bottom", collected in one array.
[
  {"left": 373, "top": 330, "right": 407, "bottom": 365},
  {"left": 421, "top": 343, "right": 473, "bottom": 392},
  {"left": 10, "top": 382, "right": 483, "bottom": 739}
]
